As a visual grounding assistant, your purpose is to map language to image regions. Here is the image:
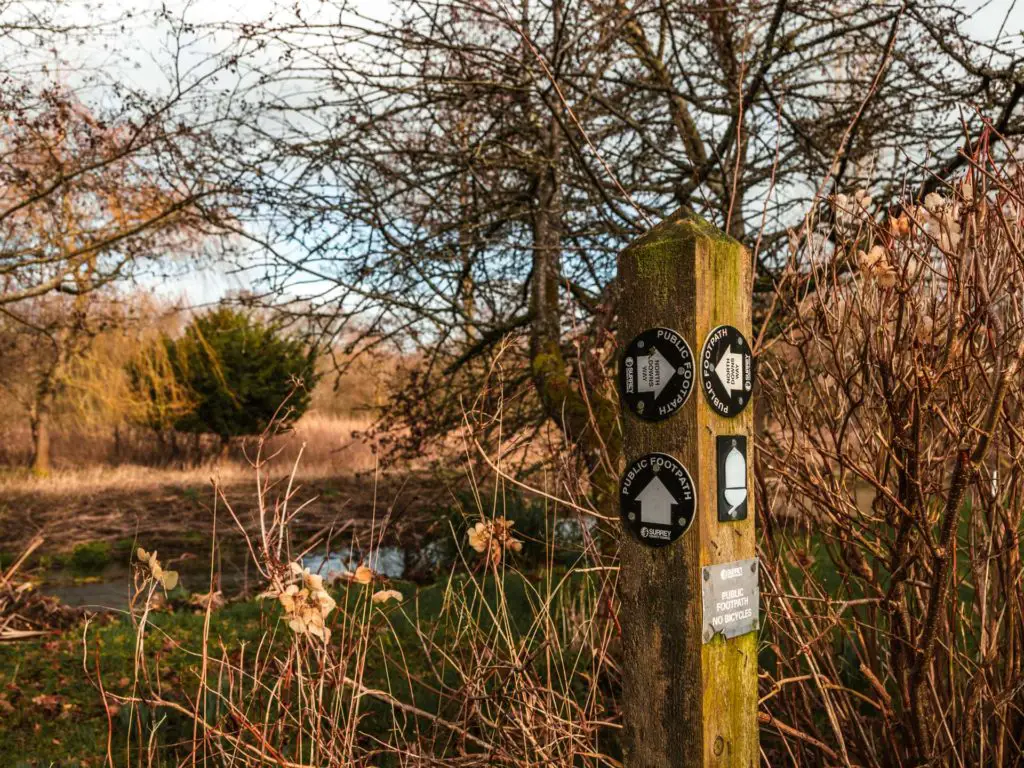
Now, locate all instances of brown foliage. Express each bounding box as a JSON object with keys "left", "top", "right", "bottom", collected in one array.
[{"left": 757, "top": 131, "right": 1024, "bottom": 763}]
